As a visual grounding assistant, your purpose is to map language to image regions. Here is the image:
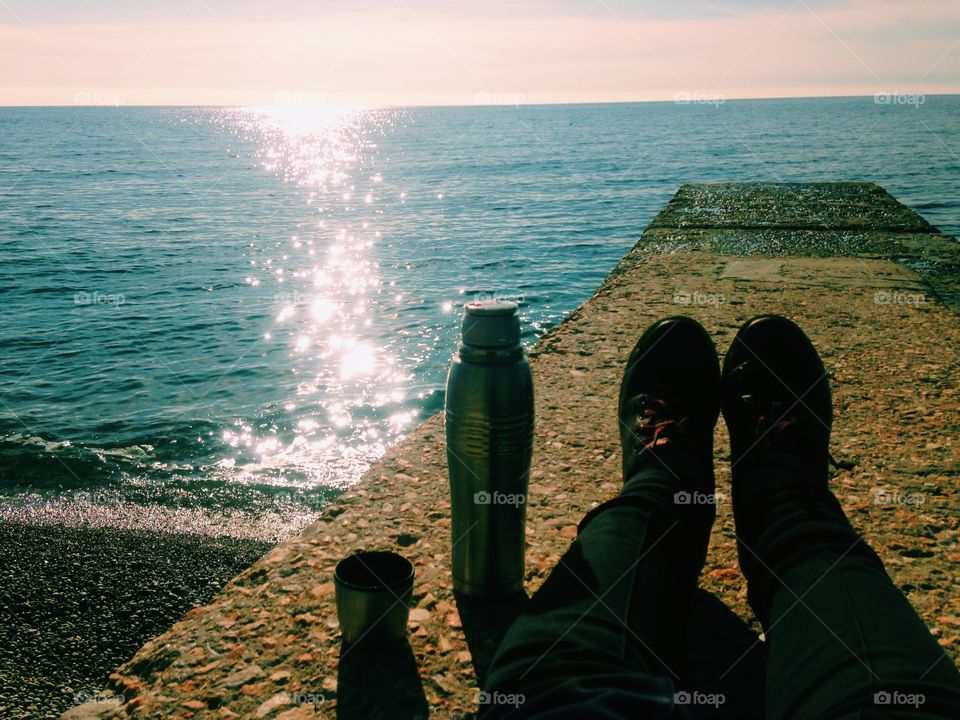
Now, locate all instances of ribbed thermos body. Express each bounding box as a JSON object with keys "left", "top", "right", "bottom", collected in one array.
[{"left": 445, "top": 301, "right": 534, "bottom": 596}]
